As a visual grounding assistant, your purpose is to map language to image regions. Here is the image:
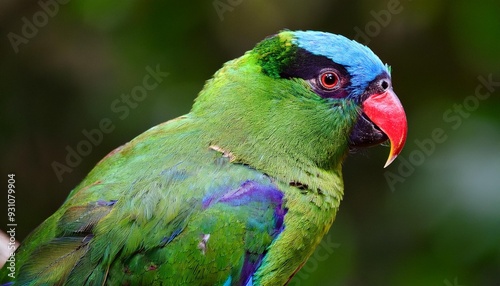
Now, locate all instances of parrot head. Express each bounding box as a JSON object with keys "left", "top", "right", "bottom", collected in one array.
[
  {"left": 194, "top": 30, "right": 407, "bottom": 168},
  {"left": 259, "top": 30, "right": 407, "bottom": 167}
]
